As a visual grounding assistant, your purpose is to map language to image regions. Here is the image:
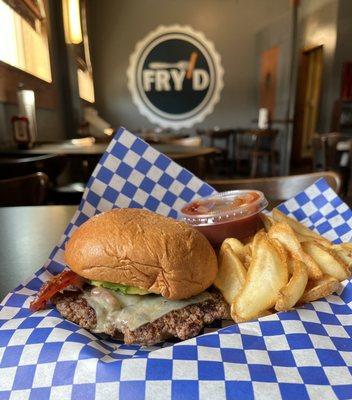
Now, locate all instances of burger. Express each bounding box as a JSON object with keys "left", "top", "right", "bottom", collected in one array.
[{"left": 30, "top": 208, "right": 229, "bottom": 345}]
